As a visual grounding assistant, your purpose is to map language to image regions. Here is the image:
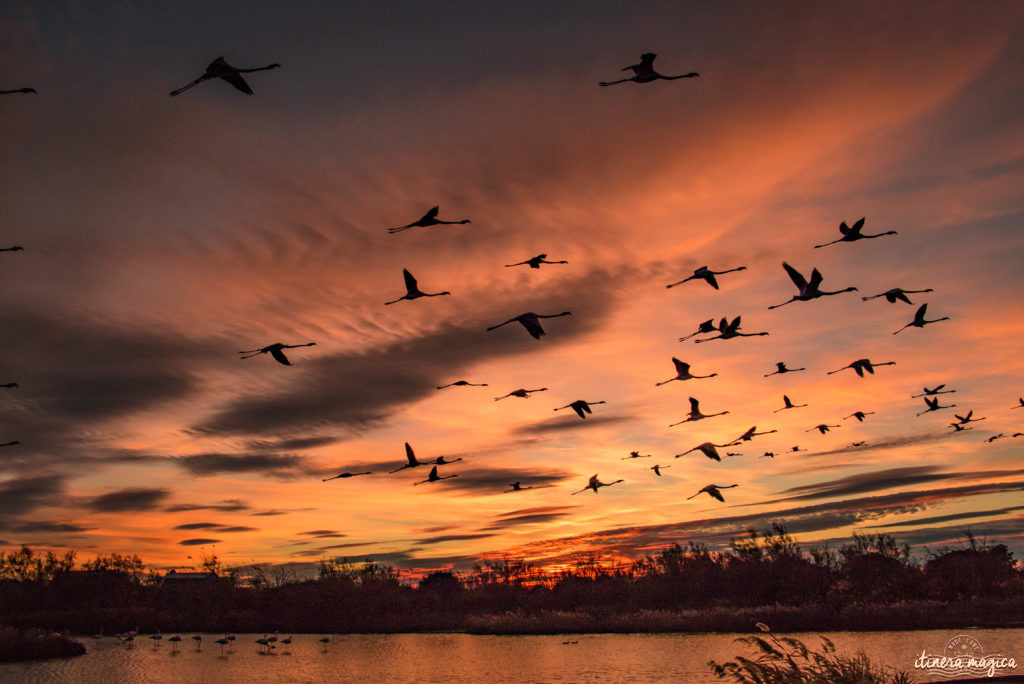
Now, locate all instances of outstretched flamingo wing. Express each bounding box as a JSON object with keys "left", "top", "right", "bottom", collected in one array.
[
  {"left": 808, "top": 268, "right": 824, "bottom": 290},
  {"left": 421, "top": 206, "right": 440, "bottom": 222},
  {"left": 269, "top": 348, "right": 291, "bottom": 365},
  {"left": 781, "top": 262, "right": 808, "bottom": 291},
  {"left": 222, "top": 71, "right": 254, "bottom": 95},
  {"left": 405, "top": 442, "right": 417, "bottom": 466},
  {"left": 520, "top": 316, "right": 545, "bottom": 339},
  {"left": 402, "top": 269, "right": 418, "bottom": 292}
]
